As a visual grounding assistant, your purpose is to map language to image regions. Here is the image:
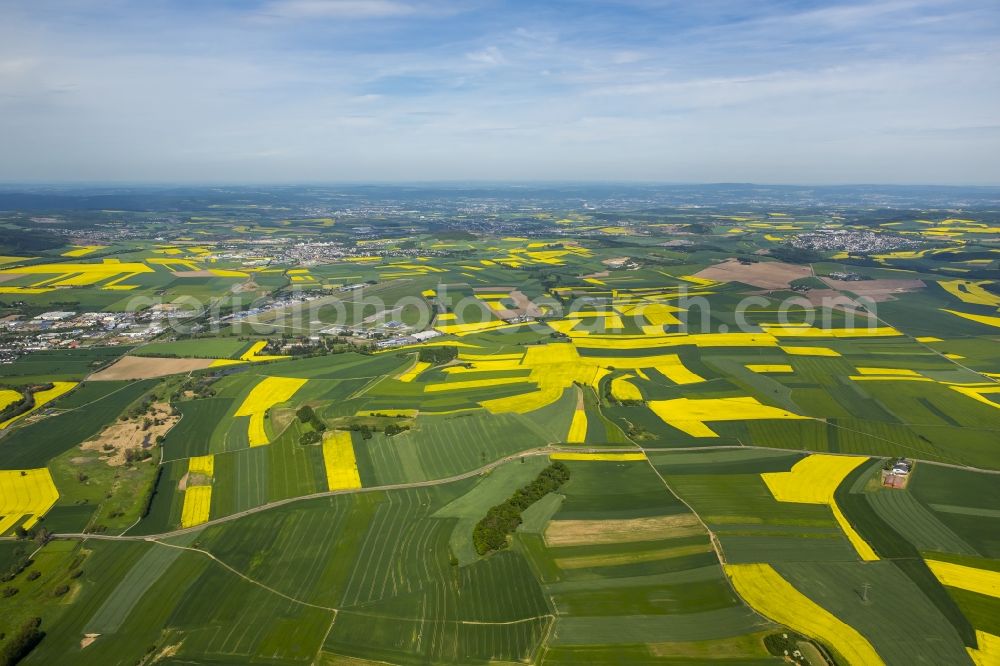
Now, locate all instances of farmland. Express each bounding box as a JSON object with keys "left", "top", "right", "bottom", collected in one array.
[{"left": 0, "top": 185, "right": 998, "bottom": 664}]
